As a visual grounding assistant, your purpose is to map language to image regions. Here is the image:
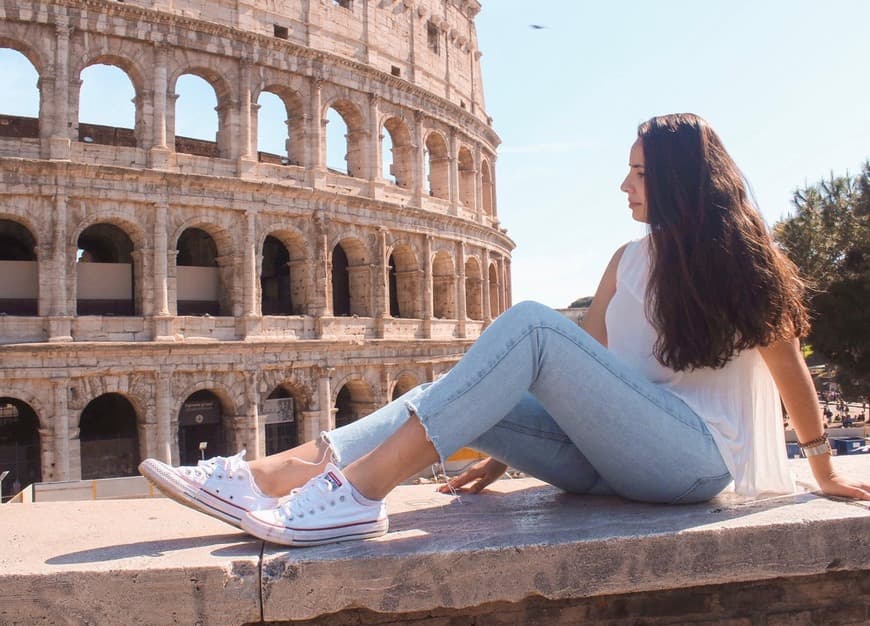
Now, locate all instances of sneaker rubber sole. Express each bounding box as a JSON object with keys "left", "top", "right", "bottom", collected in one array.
[{"left": 240, "top": 513, "right": 388, "bottom": 547}]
